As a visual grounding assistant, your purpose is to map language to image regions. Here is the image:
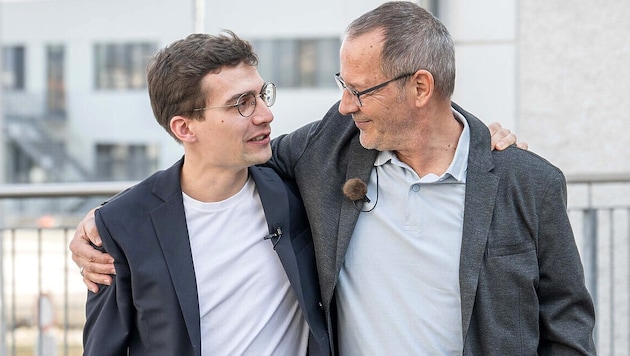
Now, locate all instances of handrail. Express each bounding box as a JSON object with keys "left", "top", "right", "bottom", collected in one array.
[
  {"left": 0, "top": 173, "right": 627, "bottom": 198},
  {"left": 0, "top": 181, "right": 138, "bottom": 198},
  {"left": 566, "top": 172, "right": 630, "bottom": 184}
]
